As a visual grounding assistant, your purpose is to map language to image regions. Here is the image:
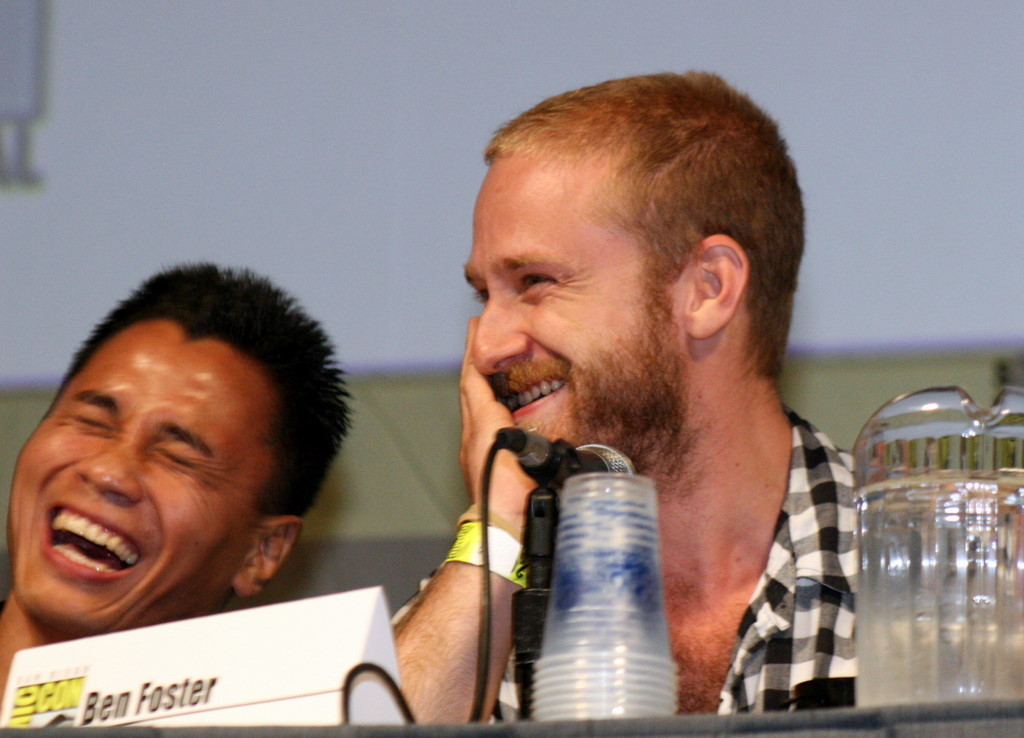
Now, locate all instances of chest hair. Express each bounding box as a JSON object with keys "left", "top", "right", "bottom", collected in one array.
[{"left": 664, "top": 582, "right": 749, "bottom": 713}]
